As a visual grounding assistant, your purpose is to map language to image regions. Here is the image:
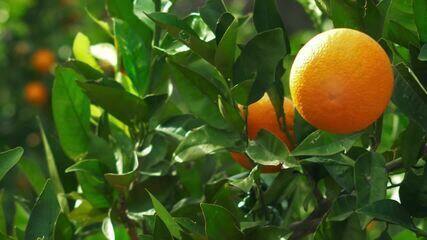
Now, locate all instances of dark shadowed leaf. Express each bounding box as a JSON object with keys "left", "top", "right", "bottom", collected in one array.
[
  {"left": 419, "top": 44, "right": 427, "bottom": 61},
  {"left": 413, "top": 0, "right": 427, "bottom": 43},
  {"left": 0, "top": 147, "right": 23, "bottom": 181},
  {"left": 201, "top": 203, "right": 243, "bottom": 240},
  {"left": 314, "top": 214, "right": 365, "bottom": 240},
  {"left": 218, "top": 95, "right": 244, "bottom": 132},
  {"left": 399, "top": 167, "right": 427, "bottom": 217},
  {"left": 354, "top": 152, "right": 387, "bottom": 208},
  {"left": 64, "top": 60, "right": 104, "bottom": 80},
  {"left": 358, "top": 199, "right": 417, "bottom": 232},
  {"left": 53, "top": 67, "right": 90, "bottom": 160},
  {"left": 199, "top": 0, "right": 227, "bottom": 31},
  {"left": 392, "top": 64, "right": 427, "bottom": 131},
  {"left": 153, "top": 216, "right": 173, "bottom": 240},
  {"left": 233, "top": 29, "right": 286, "bottom": 104},
  {"left": 54, "top": 213, "right": 74, "bottom": 240},
  {"left": 253, "top": 0, "right": 289, "bottom": 51},
  {"left": 291, "top": 130, "right": 361, "bottom": 157},
  {"left": 244, "top": 226, "right": 288, "bottom": 240},
  {"left": 24, "top": 180, "right": 61, "bottom": 240},
  {"left": 396, "top": 121, "right": 425, "bottom": 168},
  {"left": 328, "top": 195, "right": 356, "bottom": 221}
]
